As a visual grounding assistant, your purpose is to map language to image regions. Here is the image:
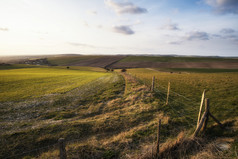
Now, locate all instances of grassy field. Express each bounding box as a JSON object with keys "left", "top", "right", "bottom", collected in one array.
[
  {"left": 0, "top": 64, "right": 44, "bottom": 70},
  {"left": 127, "top": 68, "right": 238, "bottom": 121},
  {"left": 0, "top": 65, "right": 237, "bottom": 159},
  {"left": 0, "top": 66, "right": 108, "bottom": 102}
]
